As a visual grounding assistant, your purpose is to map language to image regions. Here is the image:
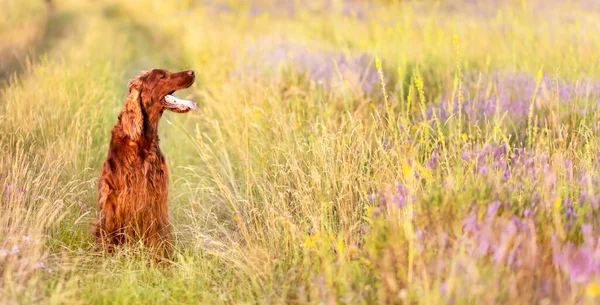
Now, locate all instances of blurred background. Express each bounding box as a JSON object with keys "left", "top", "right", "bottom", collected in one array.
[{"left": 2, "top": 0, "right": 600, "bottom": 304}]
